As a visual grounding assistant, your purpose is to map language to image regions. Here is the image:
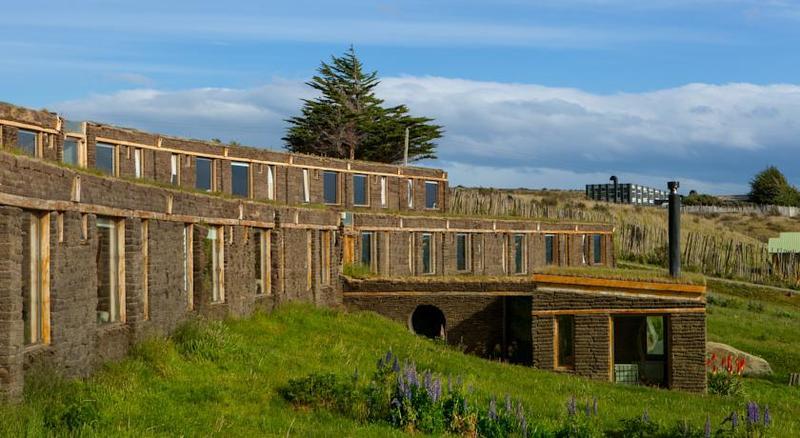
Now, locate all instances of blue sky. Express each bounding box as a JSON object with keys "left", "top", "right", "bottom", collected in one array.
[{"left": 3, "top": 0, "right": 800, "bottom": 193}]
